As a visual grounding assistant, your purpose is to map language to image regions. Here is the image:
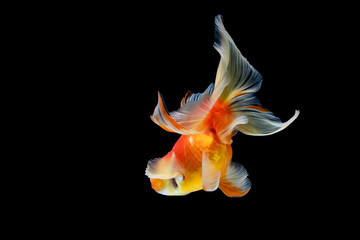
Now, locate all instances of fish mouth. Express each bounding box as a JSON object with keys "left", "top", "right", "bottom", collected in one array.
[{"left": 150, "top": 178, "right": 178, "bottom": 192}]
